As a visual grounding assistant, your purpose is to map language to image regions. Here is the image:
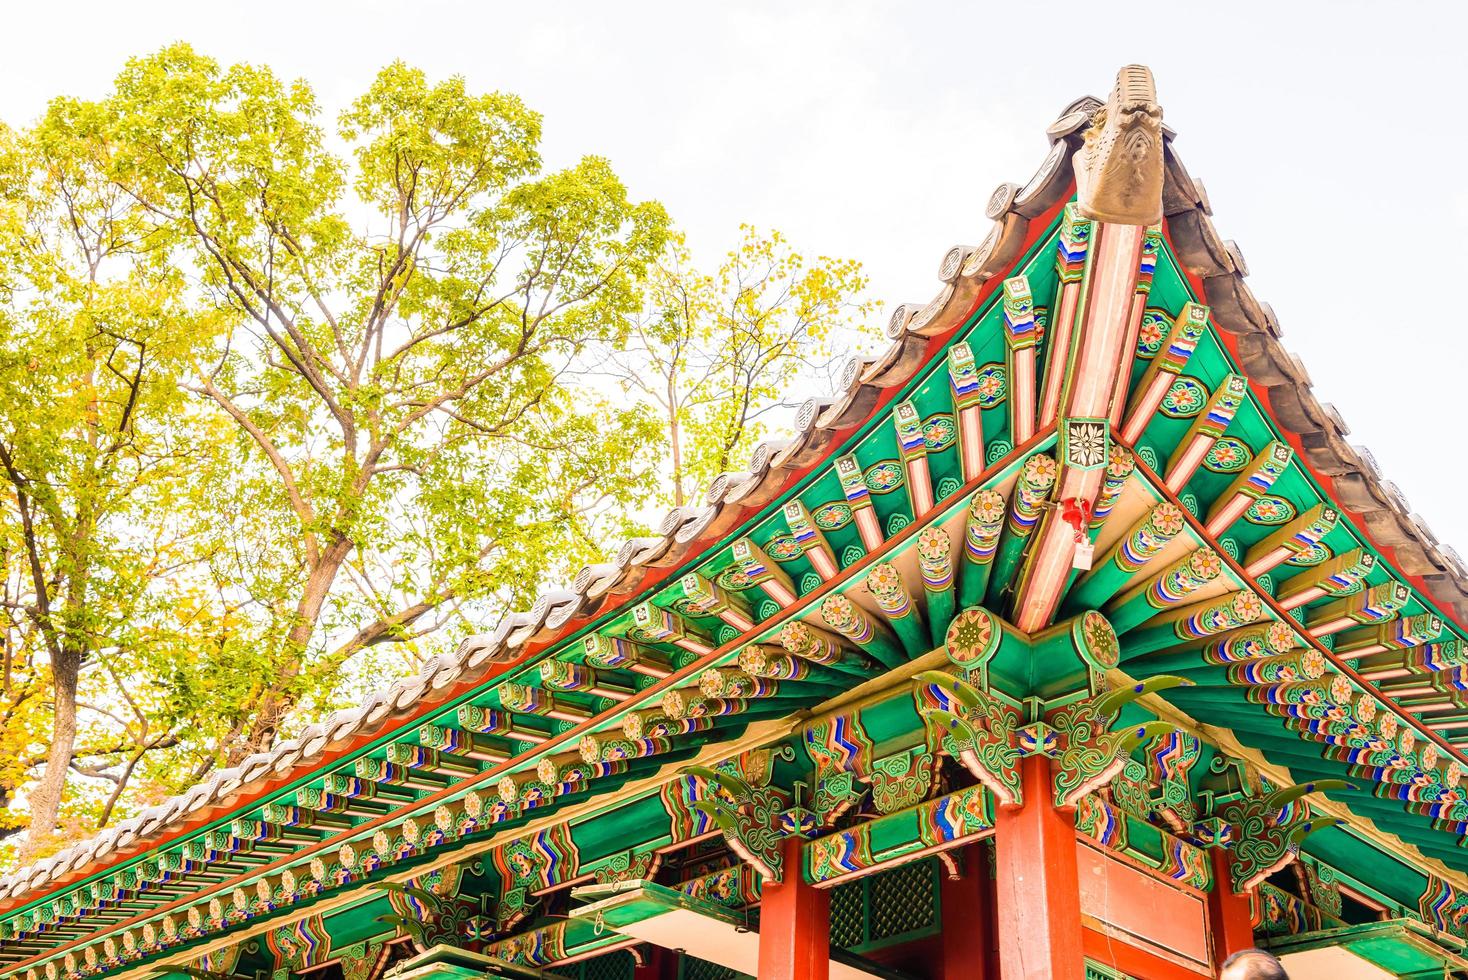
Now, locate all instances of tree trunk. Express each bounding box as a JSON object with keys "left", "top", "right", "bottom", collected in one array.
[
  {"left": 230, "top": 534, "right": 356, "bottom": 763},
  {"left": 20, "top": 646, "right": 80, "bottom": 860}
]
